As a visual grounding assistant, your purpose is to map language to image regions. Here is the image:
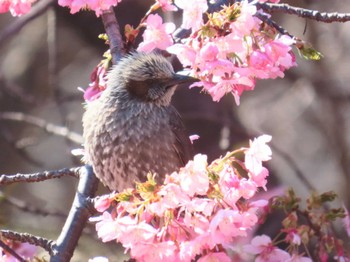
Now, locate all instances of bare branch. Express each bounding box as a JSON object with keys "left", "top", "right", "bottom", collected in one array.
[
  {"left": 258, "top": 3, "right": 350, "bottom": 23},
  {"left": 0, "top": 230, "right": 54, "bottom": 255},
  {"left": 51, "top": 165, "right": 99, "bottom": 262},
  {"left": 255, "top": 12, "right": 292, "bottom": 37},
  {"left": 0, "top": 191, "right": 67, "bottom": 218},
  {"left": 101, "top": 7, "right": 126, "bottom": 64},
  {"left": 0, "top": 167, "right": 79, "bottom": 185},
  {"left": 0, "top": 239, "right": 25, "bottom": 262},
  {"left": 0, "top": 0, "right": 56, "bottom": 46},
  {"left": 0, "top": 112, "right": 83, "bottom": 144},
  {"left": 0, "top": 128, "right": 43, "bottom": 167},
  {"left": 271, "top": 144, "right": 316, "bottom": 192}
]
